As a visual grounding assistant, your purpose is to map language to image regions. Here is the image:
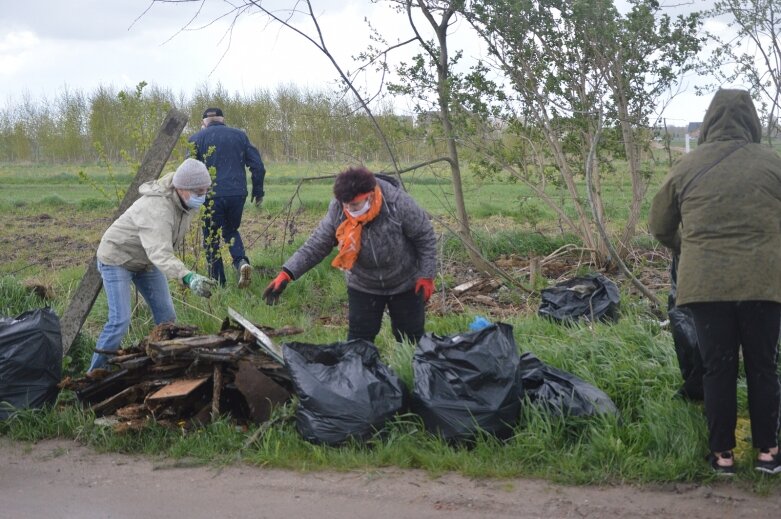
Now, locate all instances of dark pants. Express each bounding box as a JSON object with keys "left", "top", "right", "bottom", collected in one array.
[
  {"left": 202, "top": 196, "right": 248, "bottom": 286},
  {"left": 685, "top": 301, "right": 781, "bottom": 453},
  {"left": 347, "top": 287, "right": 426, "bottom": 344}
]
